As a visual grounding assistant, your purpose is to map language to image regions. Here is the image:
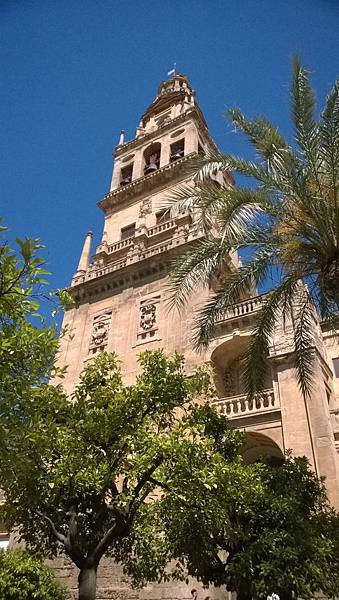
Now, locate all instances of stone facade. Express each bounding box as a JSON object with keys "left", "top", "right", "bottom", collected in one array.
[{"left": 55, "top": 74, "right": 339, "bottom": 598}]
